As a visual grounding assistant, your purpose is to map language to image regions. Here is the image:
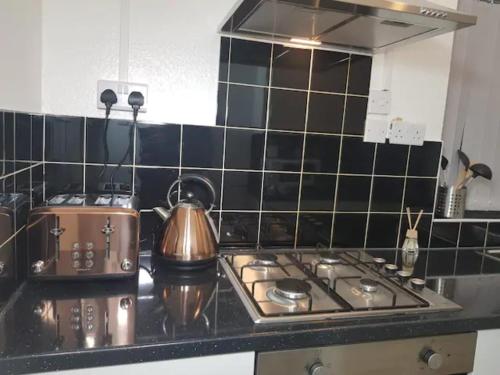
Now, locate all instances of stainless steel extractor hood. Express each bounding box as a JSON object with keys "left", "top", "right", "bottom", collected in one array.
[{"left": 221, "top": 0, "right": 477, "bottom": 54}]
